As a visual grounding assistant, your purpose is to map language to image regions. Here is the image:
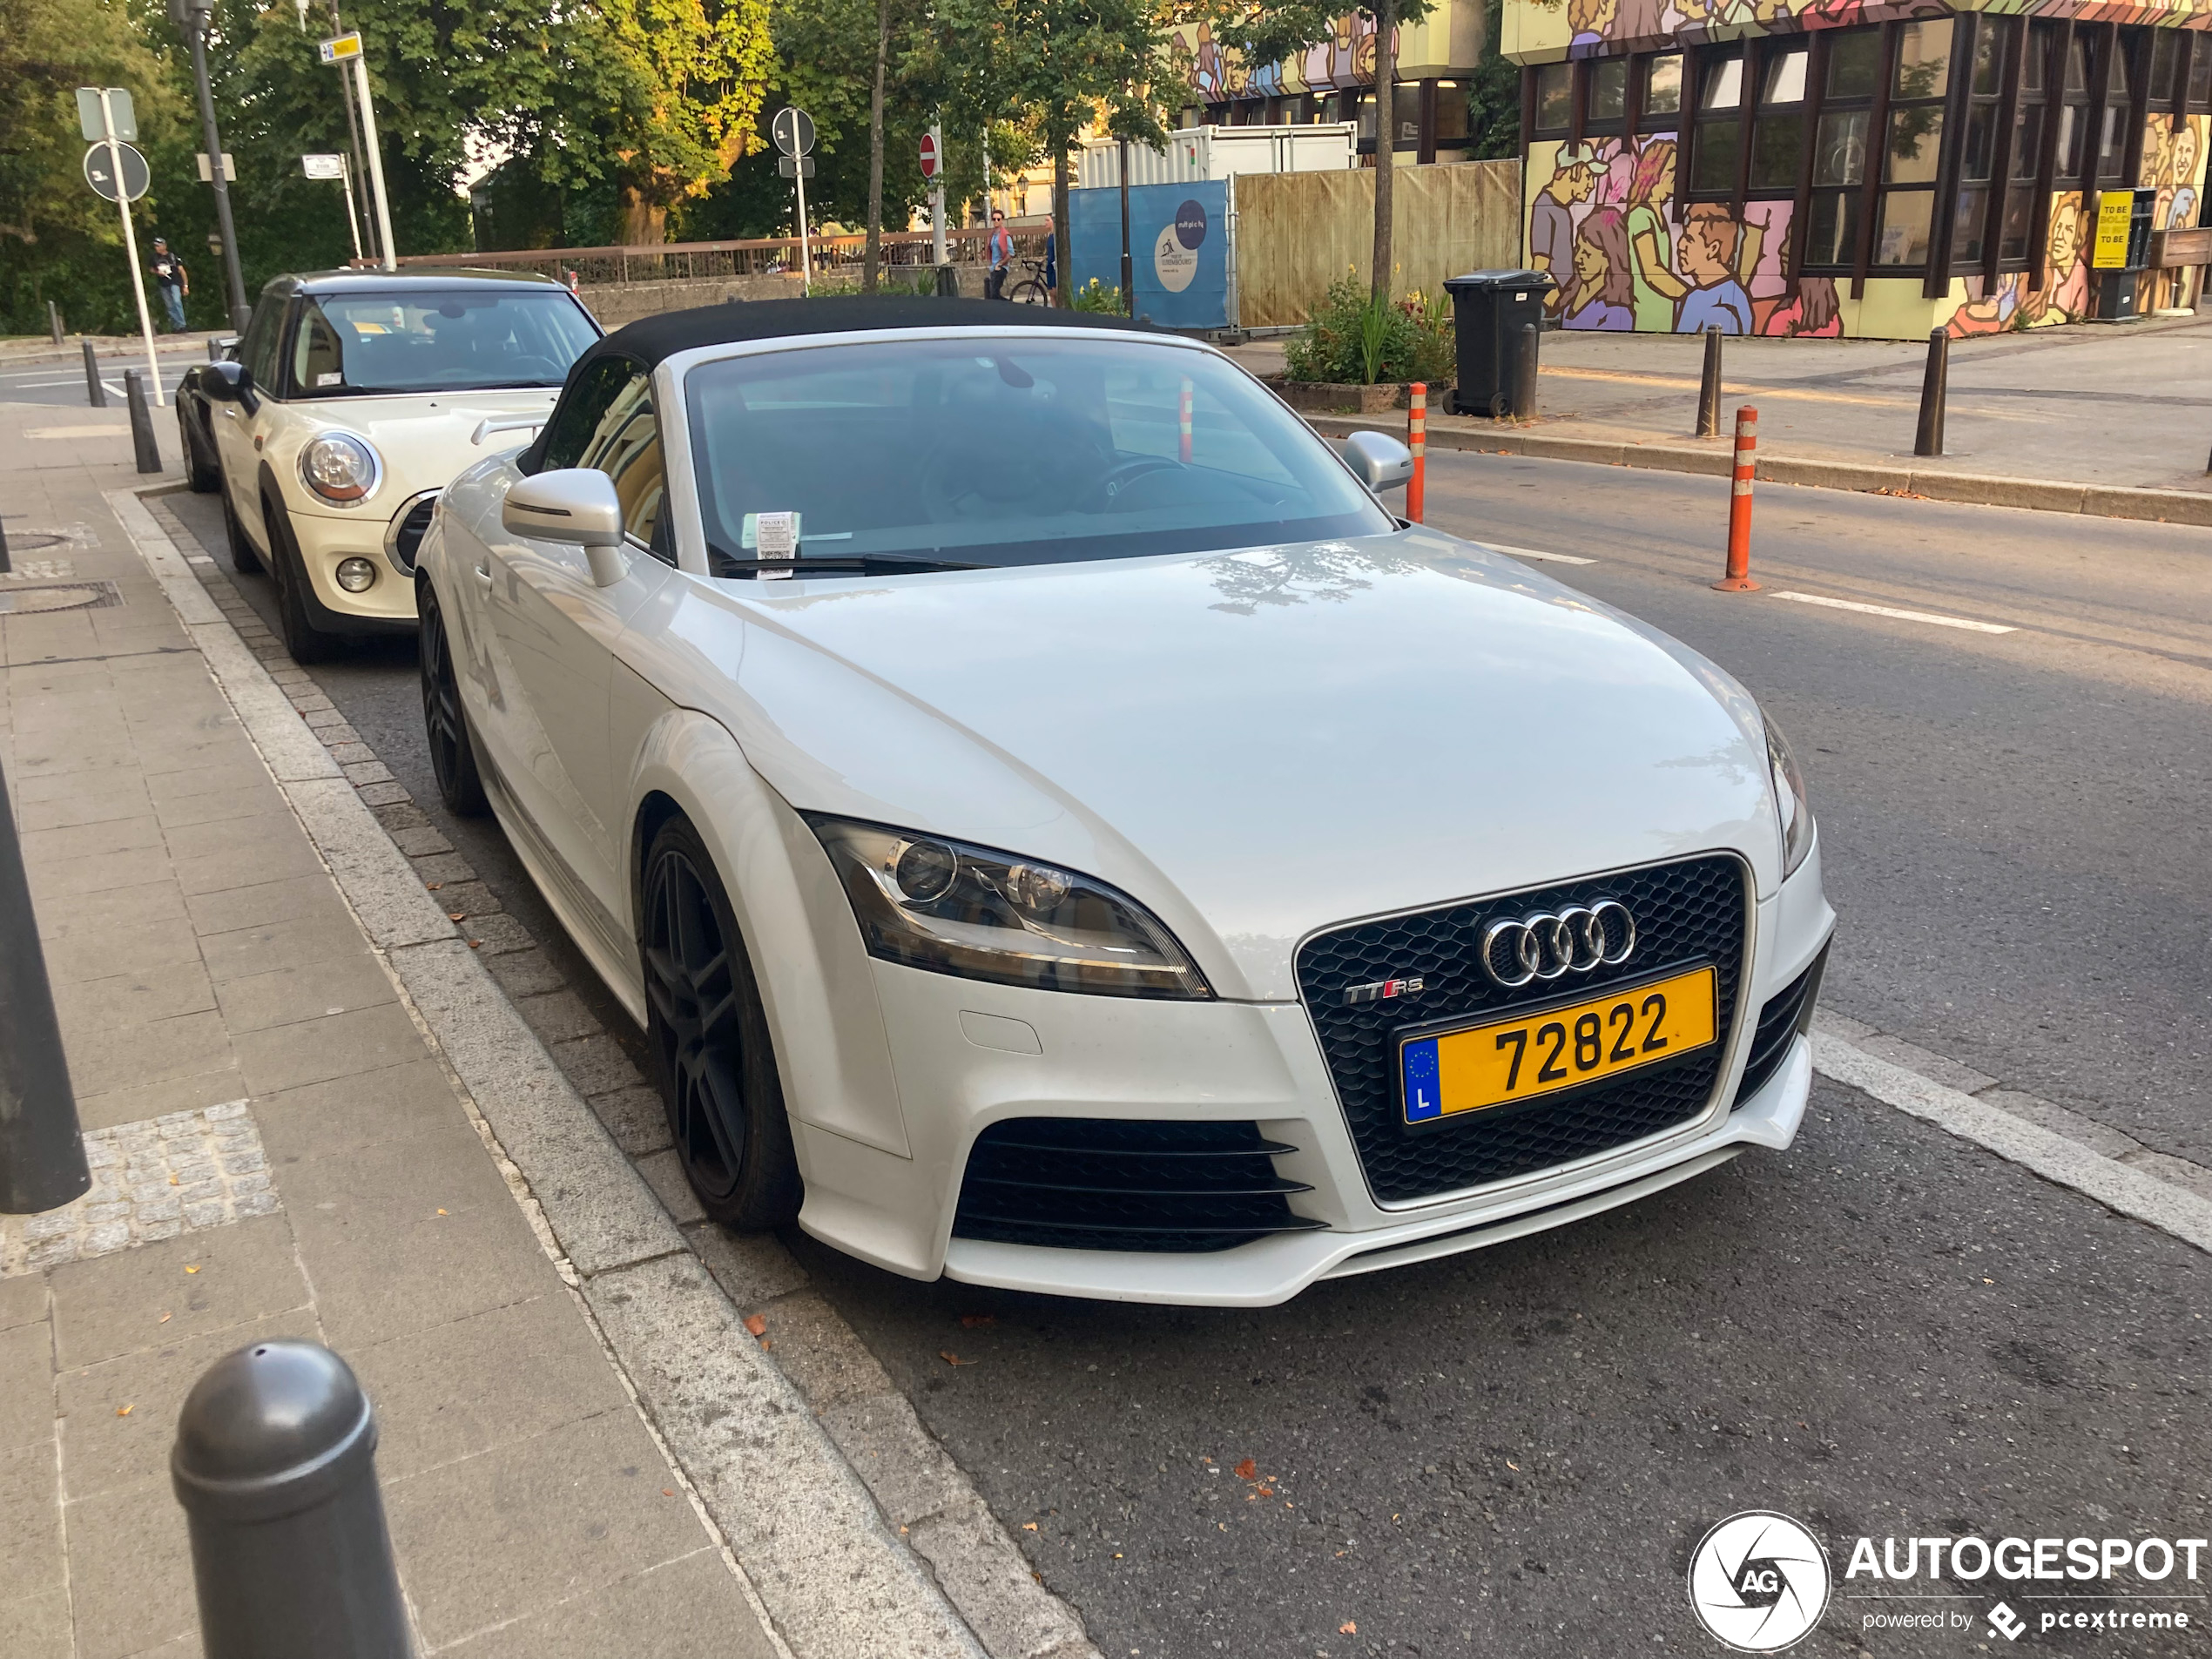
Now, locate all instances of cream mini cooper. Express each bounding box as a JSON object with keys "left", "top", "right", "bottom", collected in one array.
[{"left": 178, "top": 268, "right": 600, "bottom": 659}]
